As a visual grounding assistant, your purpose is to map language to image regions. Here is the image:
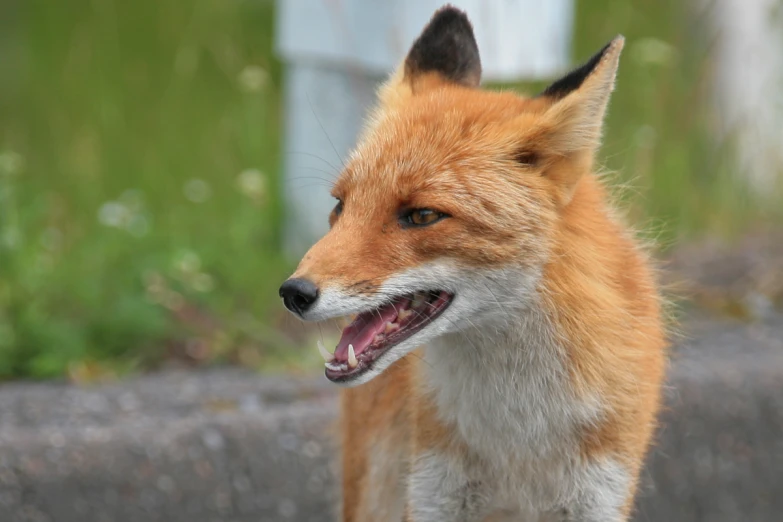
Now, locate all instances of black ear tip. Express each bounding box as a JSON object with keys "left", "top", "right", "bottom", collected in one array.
[
  {"left": 539, "top": 36, "right": 622, "bottom": 100},
  {"left": 420, "top": 4, "right": 476, "bottom": 43},
  {"left": 404, "top": 5, "right": 482, "bottom": 88},
  {"left": 430, "top": 4, "right": 472, "bottom": 25}
]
